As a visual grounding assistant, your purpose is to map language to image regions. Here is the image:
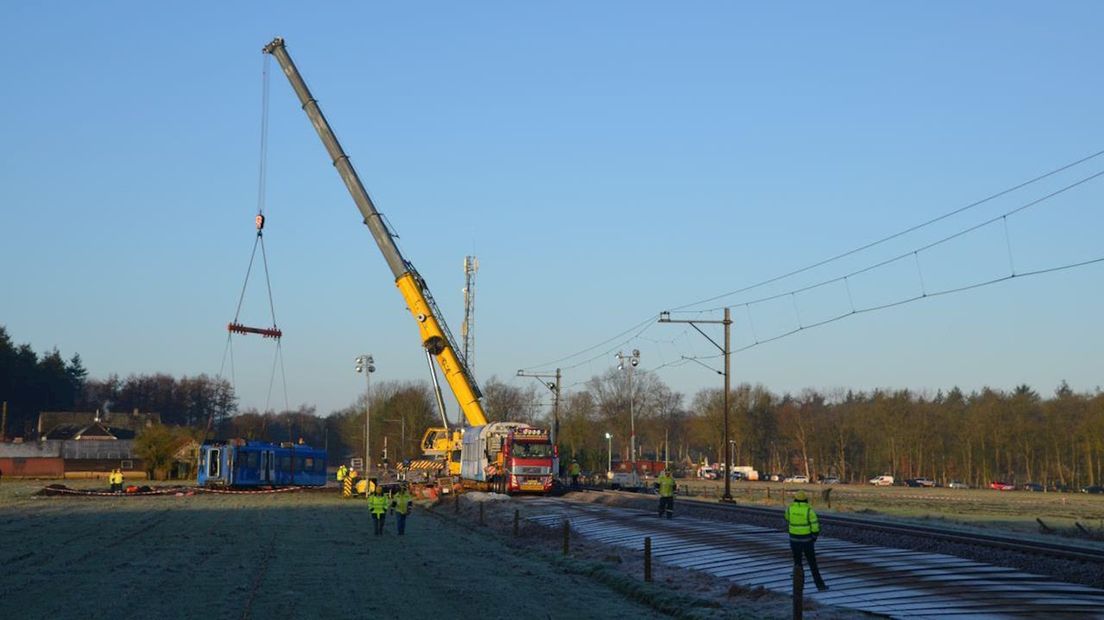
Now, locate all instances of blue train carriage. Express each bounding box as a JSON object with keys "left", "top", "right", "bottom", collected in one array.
[{"left": 197, "top": 439, "right": 327, "bottom": 487}]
